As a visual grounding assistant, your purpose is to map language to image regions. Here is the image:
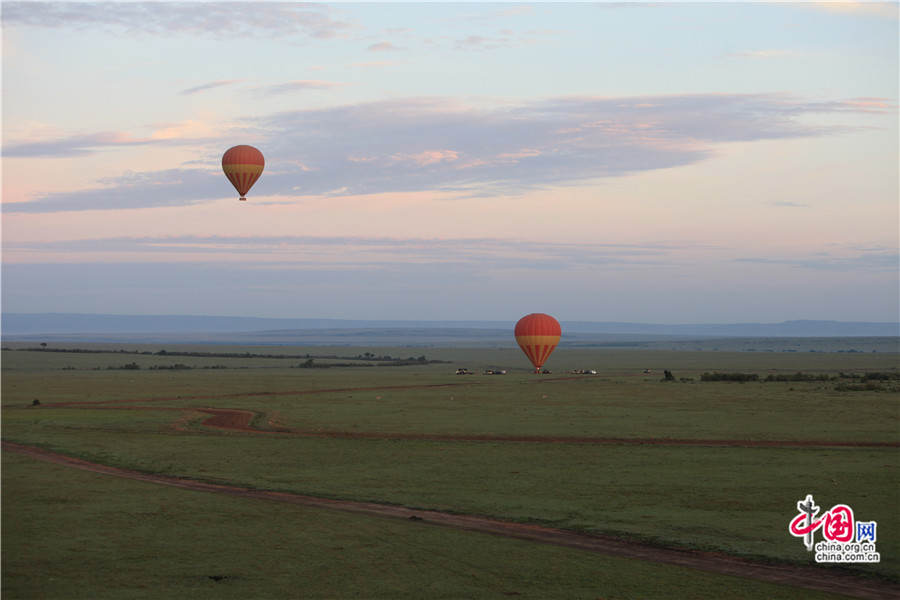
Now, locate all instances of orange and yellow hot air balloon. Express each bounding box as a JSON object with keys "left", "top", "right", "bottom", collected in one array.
[
  {"left": 222, "top": 145, "right": 265, "bottom": 201},
  {"left": 515, "top": 313, "right": 561, "bottom": 373}
]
